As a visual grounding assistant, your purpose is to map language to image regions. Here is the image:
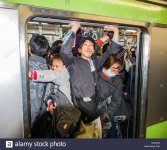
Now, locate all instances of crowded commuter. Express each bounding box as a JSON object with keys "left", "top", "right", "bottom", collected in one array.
[
  {"left": 60, "top": 21, "right": 123, "bottom": 138},
  {"left": 29, "top": 54, "right": 73, "bottom": 111},
  {"left": 28, "top": 34, "right": 50, "bottom": 137},
  {"left": 99, "top": 55, "right": 132, "bottom": 138}
]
